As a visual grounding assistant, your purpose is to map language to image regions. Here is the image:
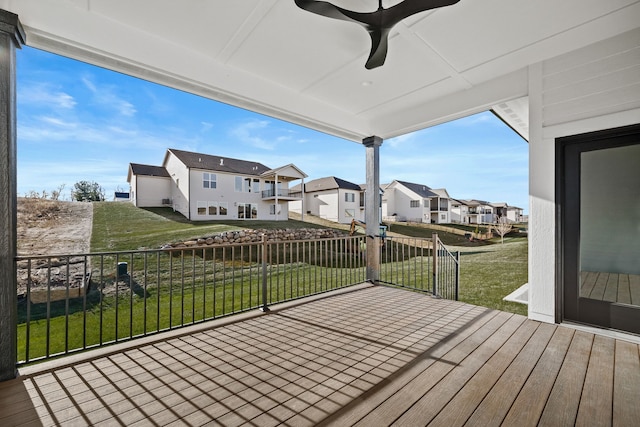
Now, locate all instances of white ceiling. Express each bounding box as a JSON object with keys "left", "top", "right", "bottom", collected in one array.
[{"left": 2, "top": 0, "right": 639, "bottom": 142}]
